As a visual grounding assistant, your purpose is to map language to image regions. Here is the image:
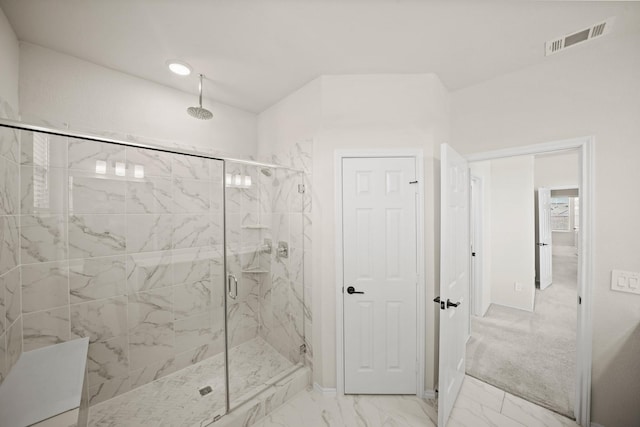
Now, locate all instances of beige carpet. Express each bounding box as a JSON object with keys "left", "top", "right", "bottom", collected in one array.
[{"left": 466, "top": 250, "right": 577, "bottom": 418}]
